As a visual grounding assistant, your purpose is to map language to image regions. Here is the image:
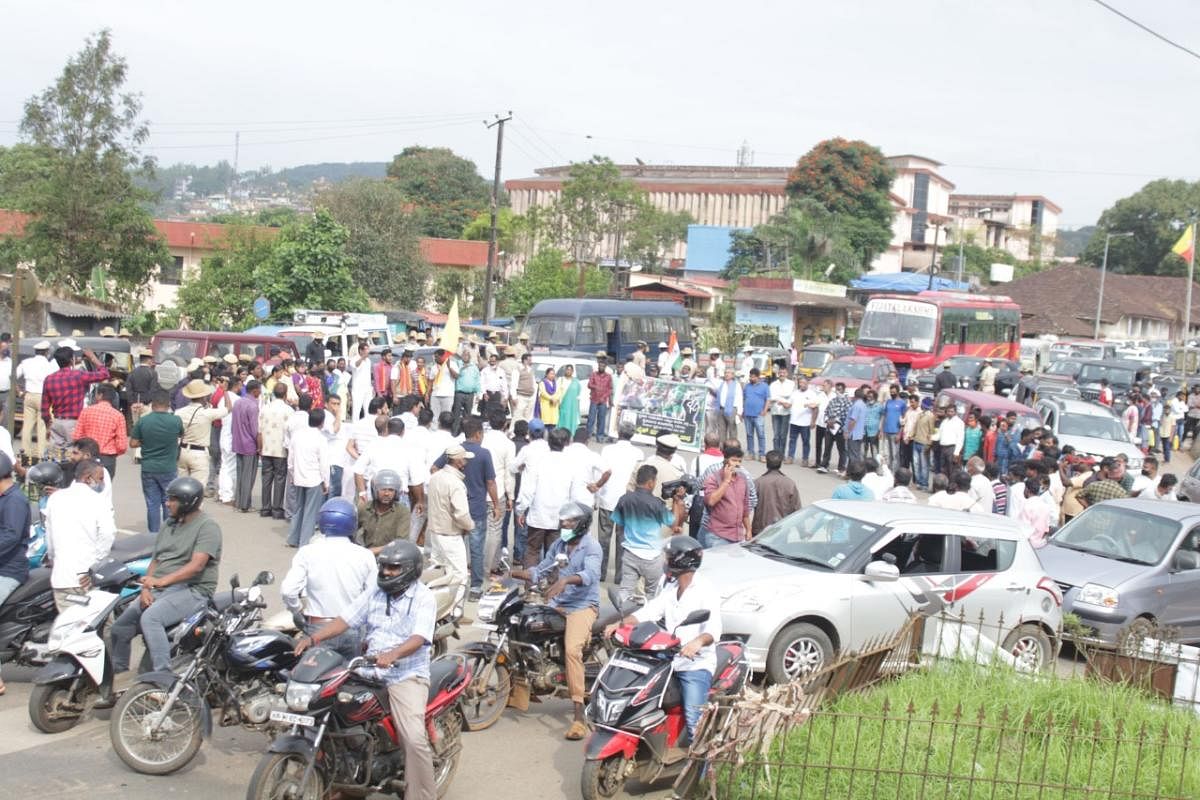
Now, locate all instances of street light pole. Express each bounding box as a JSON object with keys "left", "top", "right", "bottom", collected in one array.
[
  {"left": 483, "top": 112, "right": 512, "bottom": 324},
  {"left": 1094, "top": 231, "right": 1132, "bottom": 339}
]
